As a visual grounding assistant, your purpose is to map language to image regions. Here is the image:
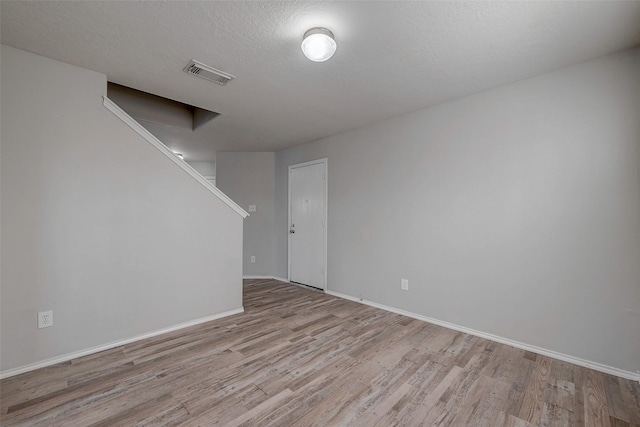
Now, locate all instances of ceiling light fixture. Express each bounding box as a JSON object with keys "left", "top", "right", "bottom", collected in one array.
[{"left": 301, "top": 27, "right": 337, "bottom": 62}]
